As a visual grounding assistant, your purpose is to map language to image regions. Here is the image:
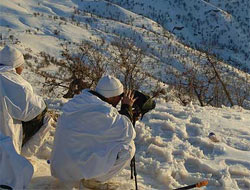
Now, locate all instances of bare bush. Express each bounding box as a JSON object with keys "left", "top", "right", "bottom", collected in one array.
[
  {"left": 109, "top": 38, "right": 157, "bottom": 91},
  {"left": 167, "top": 52, "right": 250, "bottom": 108},
  {"left": 30, "top": 38, "right": 159, "bottom": 98},
  {"left": 166, "top": 57, "right": 214, "bottom": 106},
  {"left": 206, "top": 55, "right": 234, "bottom": 106},
  {"left": 224, "top": 69, "right": 250, "bottom": 108},
  {"left": 34, "top": 41, "right": 108, "bottom": 98}
]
